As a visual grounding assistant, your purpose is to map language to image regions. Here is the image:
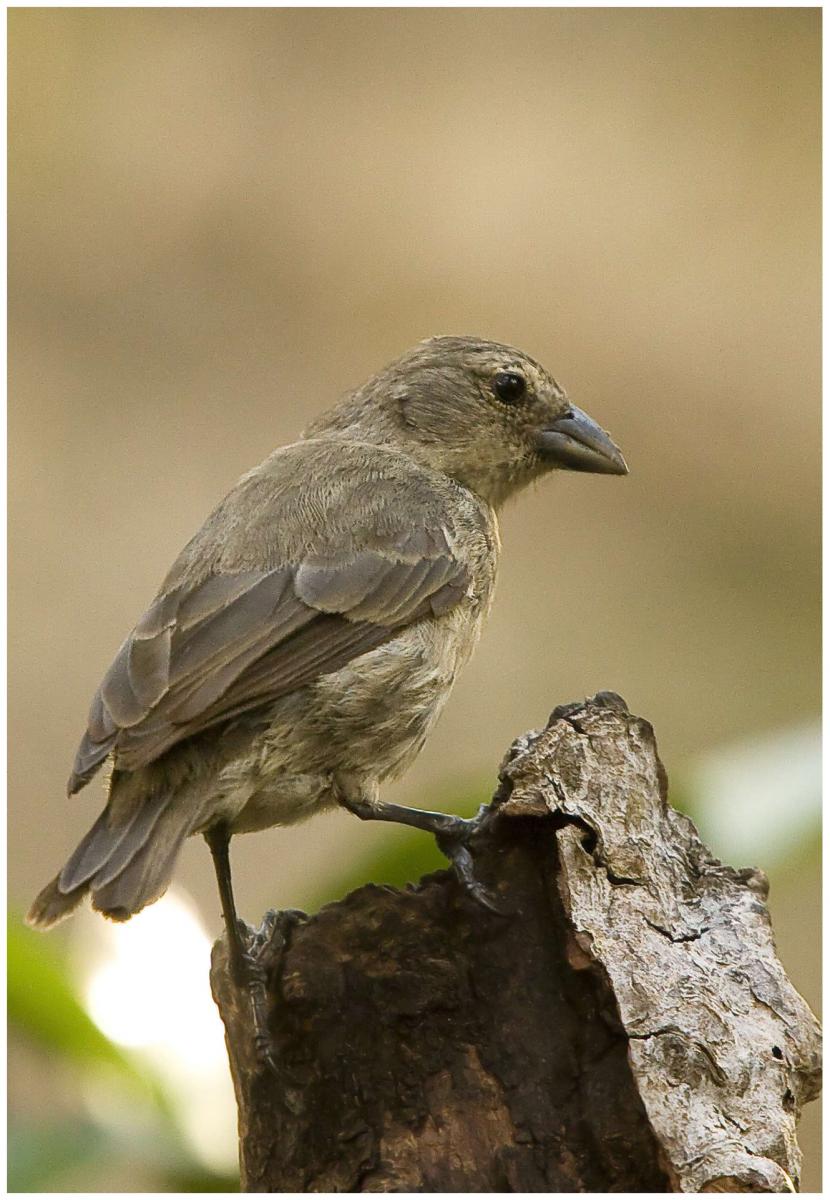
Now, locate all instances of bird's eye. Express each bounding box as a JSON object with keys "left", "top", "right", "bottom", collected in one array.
[{"left": 492, "top": 371, "right": 527, "bottom": 404}]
